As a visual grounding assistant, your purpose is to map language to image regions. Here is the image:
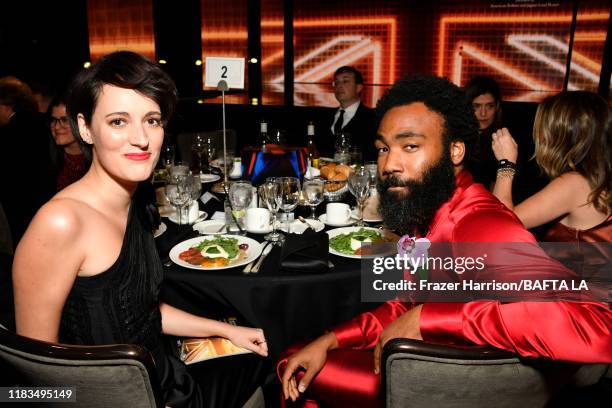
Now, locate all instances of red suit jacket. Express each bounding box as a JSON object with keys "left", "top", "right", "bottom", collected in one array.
[{"left": 332, "top": 171, "right": 612, "bottom": 363}]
